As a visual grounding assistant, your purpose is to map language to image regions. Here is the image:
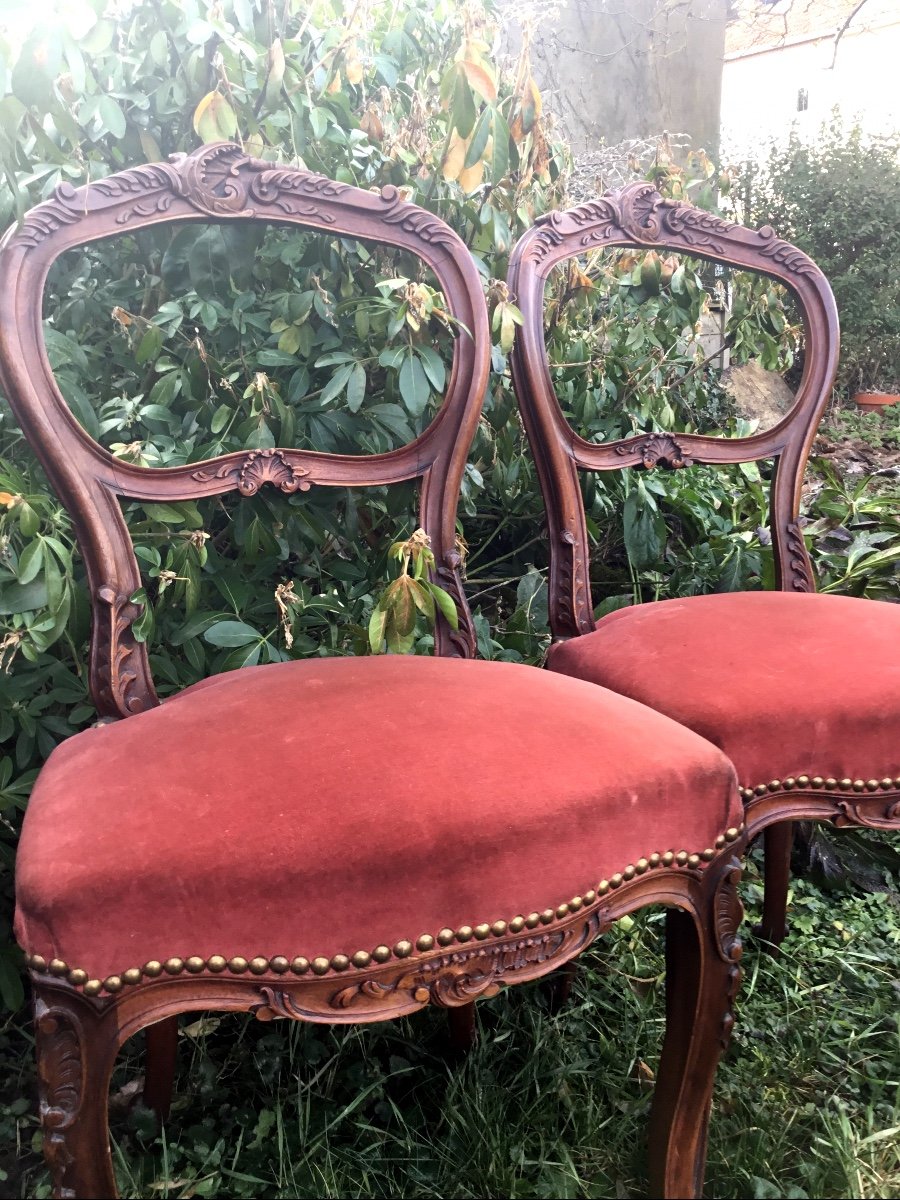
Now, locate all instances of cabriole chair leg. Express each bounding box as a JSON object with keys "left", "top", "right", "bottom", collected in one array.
[
  {"left": 544, "top": 958, "right": 580, "bottom": 1013},
  {"left": 757, "top": 823, "right": 792, "bottom": 950},
  {"left": 143, "top": 1015, "right": 179, "bottom": 1122},
  {"left": 446, "top": 1001, "right": 477, "bottom": 1053},
  {"left": 34, "top": 982, "right": 119, "bottom": 1200},
  {"left": 647, "top": 857, "right": 743, "bottom": 1199}
]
